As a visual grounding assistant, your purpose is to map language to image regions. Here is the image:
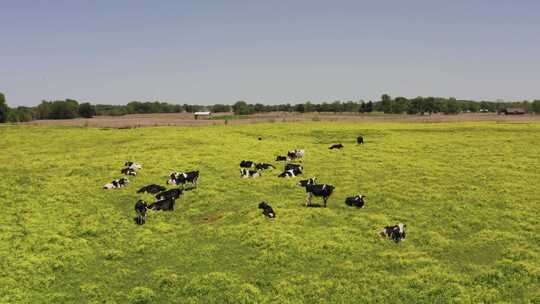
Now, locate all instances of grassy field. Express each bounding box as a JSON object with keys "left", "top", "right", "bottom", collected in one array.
[{"left": 1, "top": 122, "right": 539, "bottom": 303}]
